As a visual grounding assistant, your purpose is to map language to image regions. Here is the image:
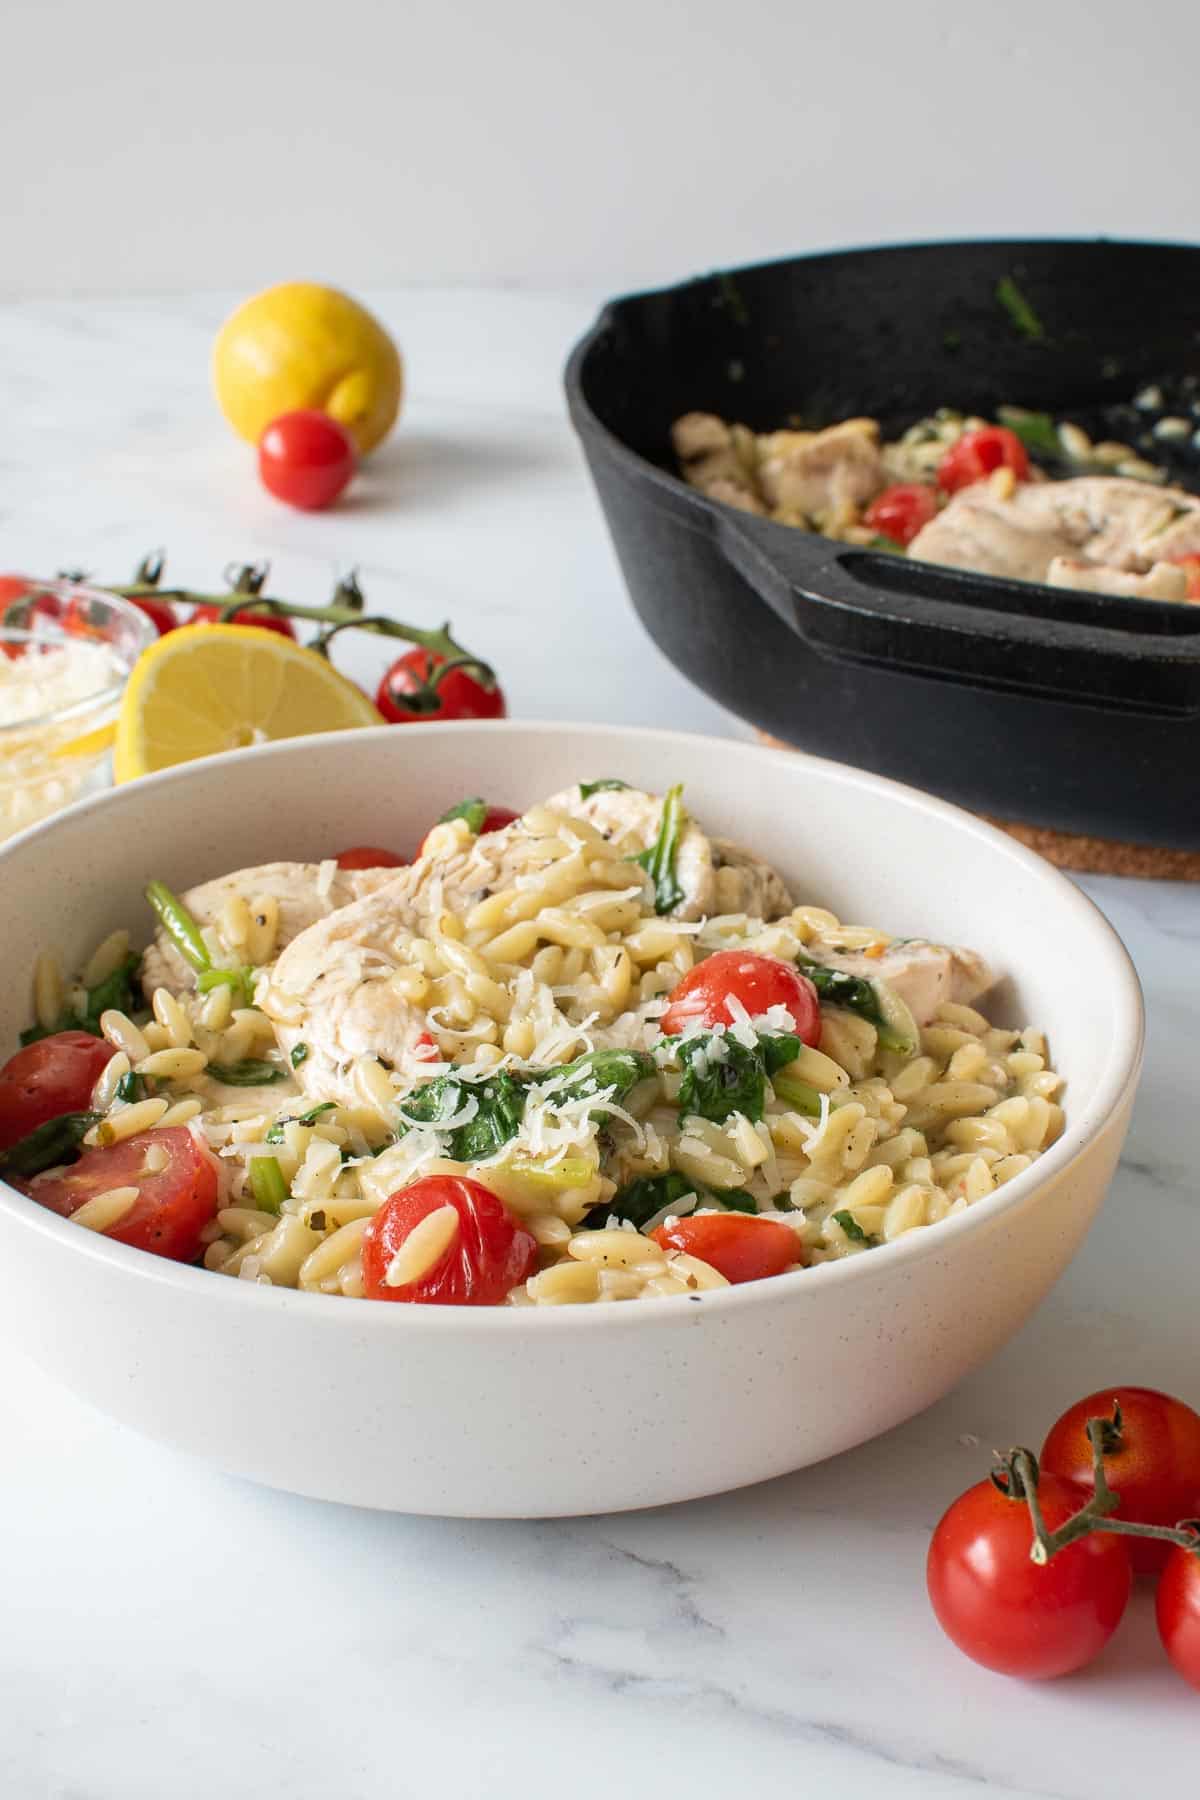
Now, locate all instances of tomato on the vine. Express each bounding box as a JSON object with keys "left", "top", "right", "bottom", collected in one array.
[
  {"left": 190, "top": 604, "right": 297, "bottom": 638},
  {"left": 927, "top": 1471, "right": 1131, "bottom": 1678},
  {"left": 863, "top": 483, "right": 938, "bottom": 546},
  {"left": 650, "top": 1213, "right": 802, "bottom": 1285},
  {"left": 659, "top": 950, "right": 820, "bottom": 1045},
  {"left": 1041, "top": 1387, "right": 1200, "bottom": 1573},
  {"left": 334, "top": 846, "right": 407, "bottom": 870},
  {"left": 376, "top": 649, "right": 506, "bottom": 724},
  {"left": 938, "top": 426, "right": 1030, "bottom": 493},
  {"left": 362, "top": 1174, "right": 537, "bottom": 1305},
  {"left": 0, "top": 1031, "right": 116, "bottom": 1151},
  {"left": 128, "top": 594, "right": 178, "bottom": 636},
  {"left": 20, "top": 1127, "right": 218, "bottom": 1263},
  {"left": 1156, "top": 1540, "right": 1200, "bottom": 1689},
  {"left": 258, "top": 409, "right": 357, "bottom": 512}
]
